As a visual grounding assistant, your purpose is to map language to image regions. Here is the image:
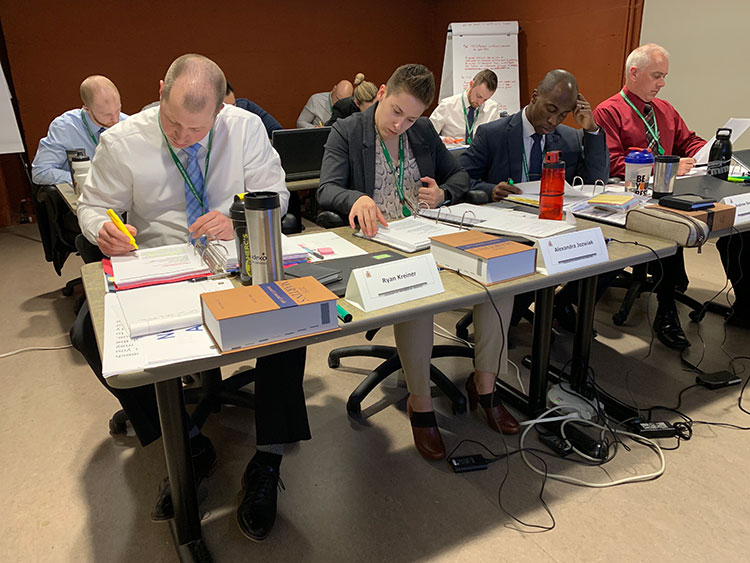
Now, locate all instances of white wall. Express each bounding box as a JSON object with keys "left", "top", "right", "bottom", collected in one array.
[{"left": 641, "top": 0, "right": 750, "bottom": 150}]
